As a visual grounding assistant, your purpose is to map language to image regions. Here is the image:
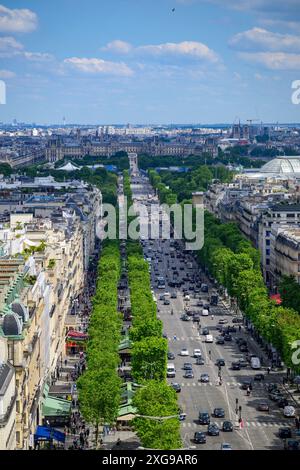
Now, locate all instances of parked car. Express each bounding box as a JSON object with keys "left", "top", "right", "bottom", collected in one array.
[
  {"left": 232, "top": 317, "right": 243, "bottom": 323},
  {"left": 167, "top": 352, "right": 175, "bottom": 360},
  {"left": 231, "top": 362, "right": 241, "bottom": 371}
]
